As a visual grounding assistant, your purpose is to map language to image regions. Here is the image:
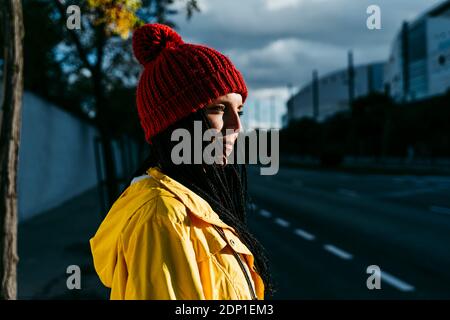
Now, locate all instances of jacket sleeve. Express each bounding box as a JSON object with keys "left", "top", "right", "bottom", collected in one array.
[{"left": 123, "top": 199, "right": 205, "bottom": 300}]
